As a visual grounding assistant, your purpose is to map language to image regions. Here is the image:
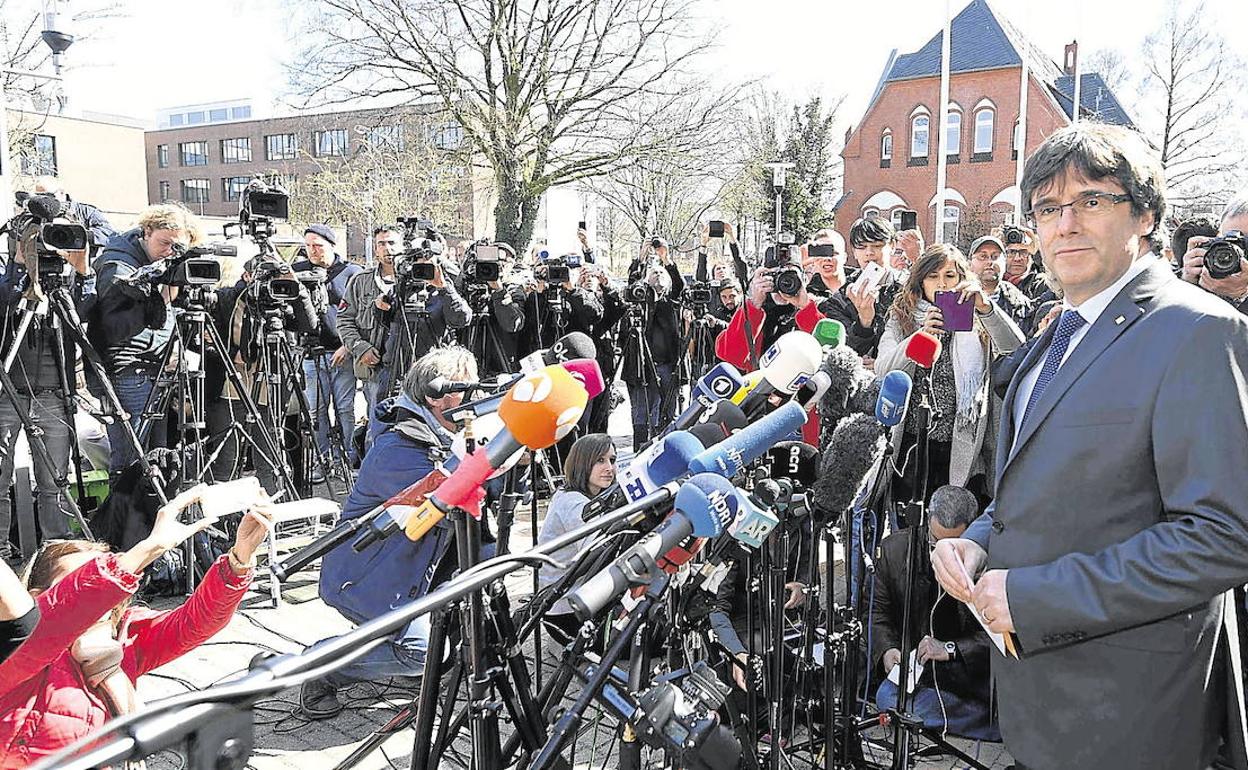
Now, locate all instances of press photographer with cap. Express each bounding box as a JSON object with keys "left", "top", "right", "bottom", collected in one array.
[
  {"left": 294, "top": 224, "right": 363, "bottom": 473},
  {"left": 999, "top": 224, "right": 1049, "bottom": 301},
  {"left": 967, "top": 233, "right": 1036, "bottom": 335}
]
